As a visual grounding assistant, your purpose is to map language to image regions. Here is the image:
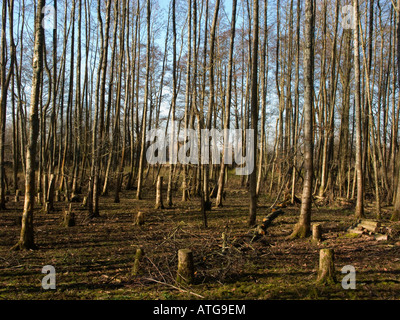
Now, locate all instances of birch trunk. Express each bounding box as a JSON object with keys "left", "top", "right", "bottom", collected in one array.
[{"left": 13, "top": 0, "right": 45, "bottom": 250}]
